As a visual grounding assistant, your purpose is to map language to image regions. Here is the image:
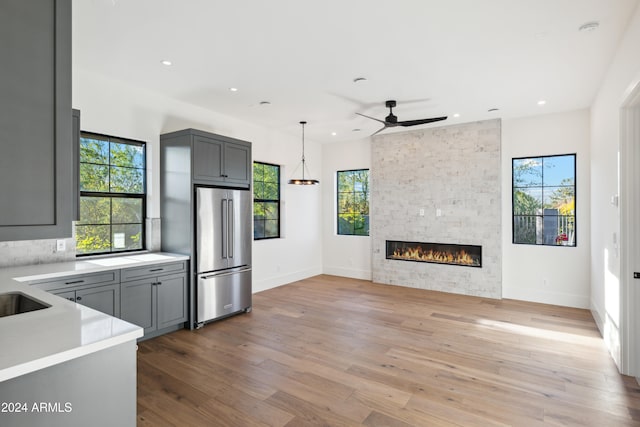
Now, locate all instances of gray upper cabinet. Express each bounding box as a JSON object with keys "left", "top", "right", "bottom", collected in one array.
[
  {"left": 223, "top": 141, "right": 252, "bottom": 185},
  {"left": 162, "top": 129, "right": 252, "bottom": 188},
  {"left": 72, "top": 109, "right": 81, "bottom": 221},
  {"left": 0, "top": 0, "right": 73, "bottom": 241},
  {"left": 193, "top": 136, "right": 224, "bottom": 182}
]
